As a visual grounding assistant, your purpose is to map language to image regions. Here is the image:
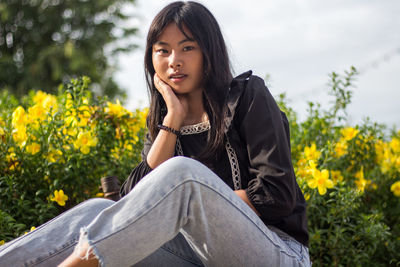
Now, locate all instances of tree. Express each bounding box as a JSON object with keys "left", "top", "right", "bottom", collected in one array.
[{"left": 0, "top": 0, "right": 137, "bottom": 98}]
